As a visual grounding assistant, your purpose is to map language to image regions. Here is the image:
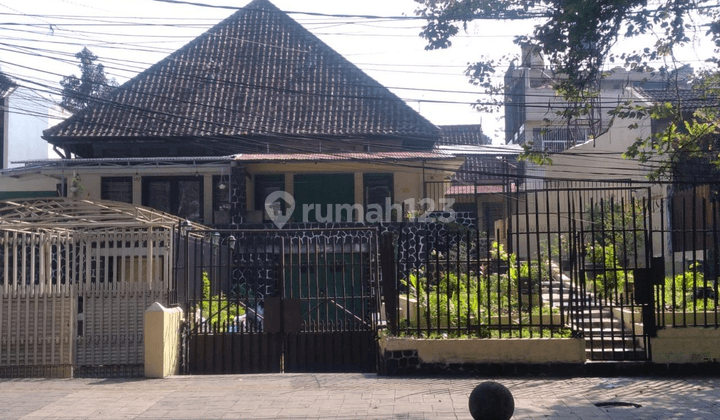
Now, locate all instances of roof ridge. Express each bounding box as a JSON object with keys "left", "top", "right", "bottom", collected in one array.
[{"left": 44, "top": 0, "right": 439, "bottom": 156}]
